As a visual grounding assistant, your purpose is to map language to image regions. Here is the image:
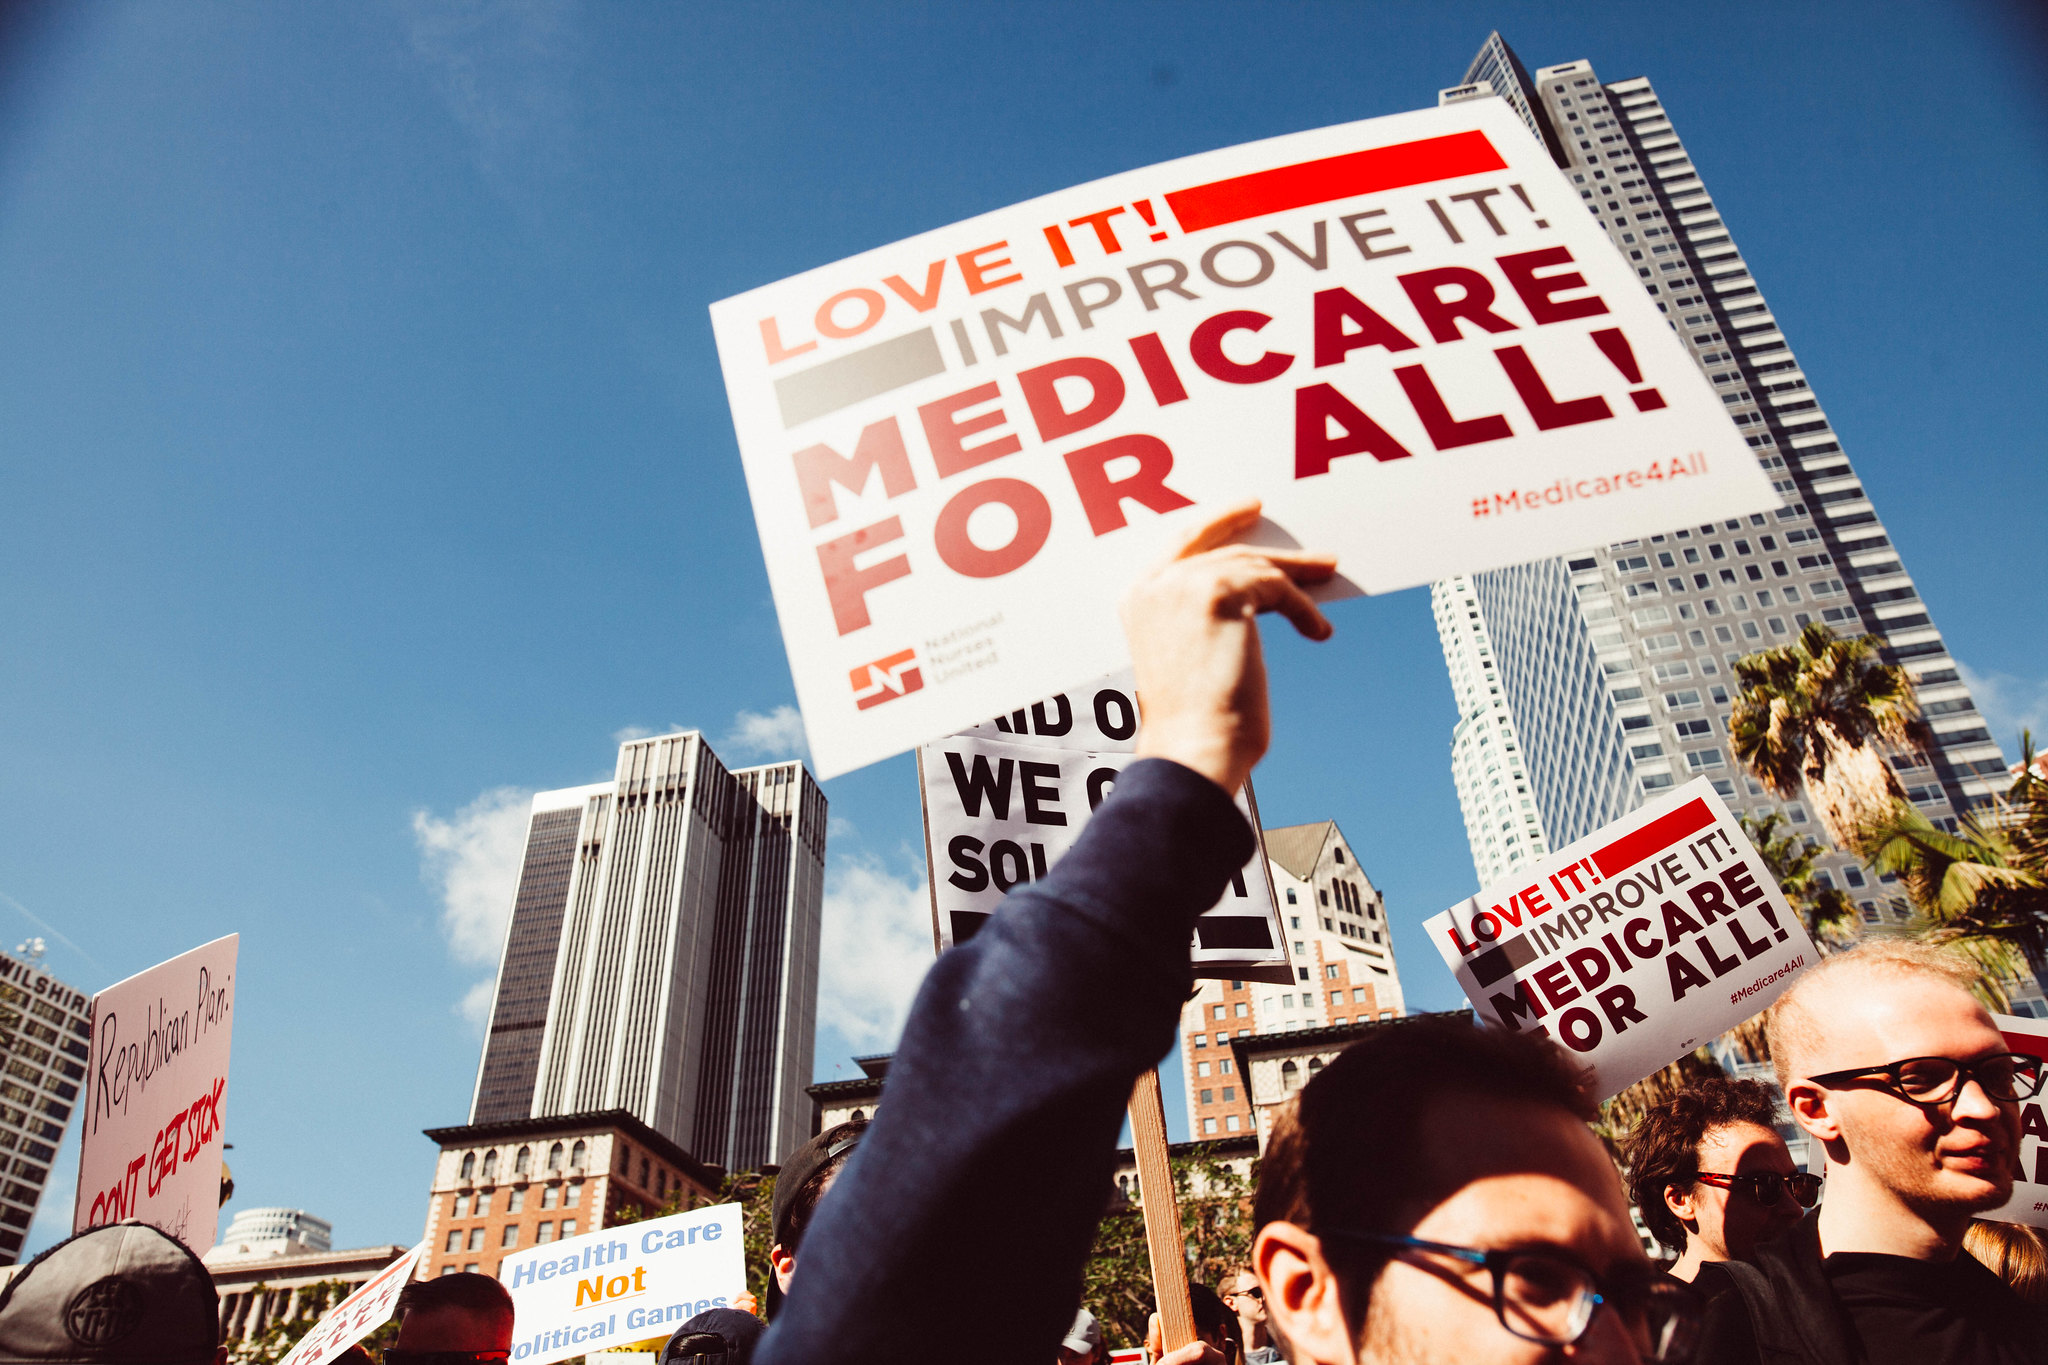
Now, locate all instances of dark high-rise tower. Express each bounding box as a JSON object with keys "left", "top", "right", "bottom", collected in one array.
[{"left": 468, "top": 732, "right": 825, "bottom": 1170}]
